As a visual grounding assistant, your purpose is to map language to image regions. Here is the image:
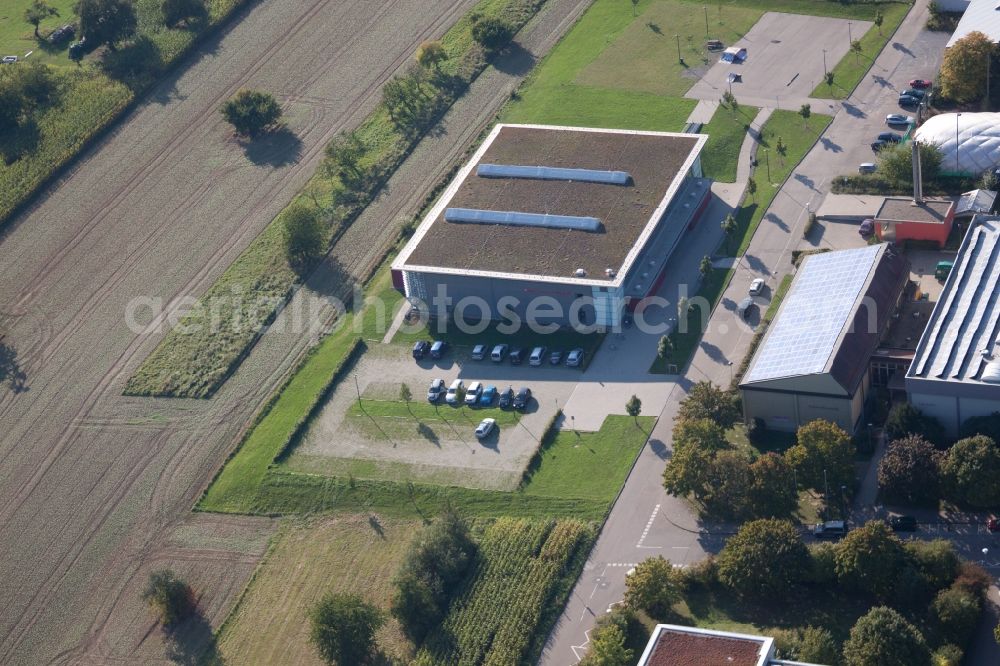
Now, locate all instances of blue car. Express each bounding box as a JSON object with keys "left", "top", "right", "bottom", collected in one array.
[{"left": 479, "top": 385, "right": 497, "bottom": 406}]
